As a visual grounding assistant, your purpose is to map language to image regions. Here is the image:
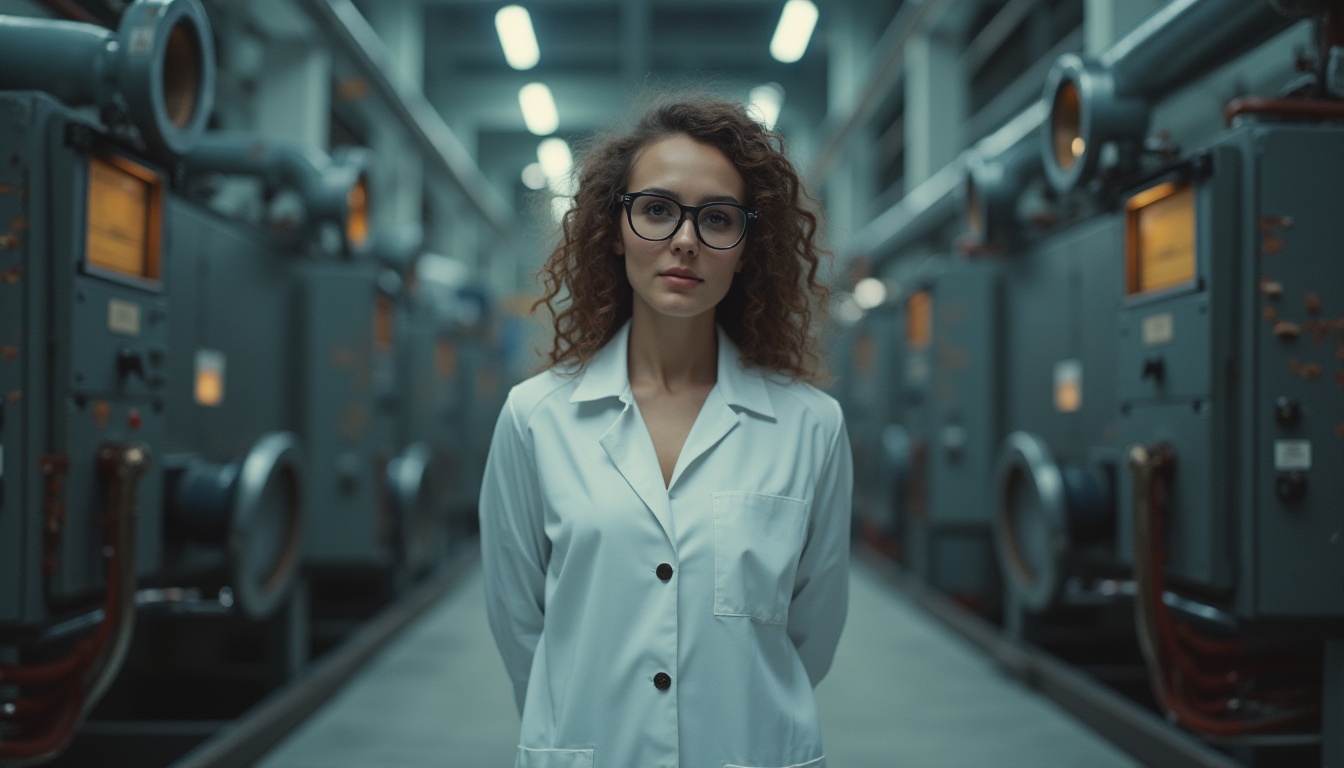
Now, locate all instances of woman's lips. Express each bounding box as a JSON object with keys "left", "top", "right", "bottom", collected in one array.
[{"left": 659, "top": 270, "right": 702, "bottom": 288}]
